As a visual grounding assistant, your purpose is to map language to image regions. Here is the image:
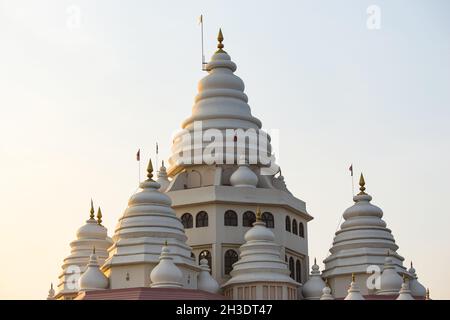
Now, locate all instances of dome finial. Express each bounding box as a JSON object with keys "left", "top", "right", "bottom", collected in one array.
[
  {"left": 216, "top": 28, "right": 225, "bottom": 53},
  {"left": 90, "top": 199, "right": 95, "bottom": 219},
  {"left": 352, "top": 273, "right": 355, "bottom": 282},
  {"left": 93, "top": 246, "right": 96, "bottom": 254},
  {"left": 256, "top": 206, "right": 262, "bottom": 221},
  {"left": 426, "top": 288, "right": 430, "bottom": 300},
  {"left": 314, "top": 257, "right": 317, "bottom": 265},
  {"left": 97, "top": 207, "right": 103, "bottom": 225},
  {"left": 358, "top": 173, "right": 366, "bottom": 195},
  {"left": 147, "top": 158, "right": 154, "bottom": 180}
]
